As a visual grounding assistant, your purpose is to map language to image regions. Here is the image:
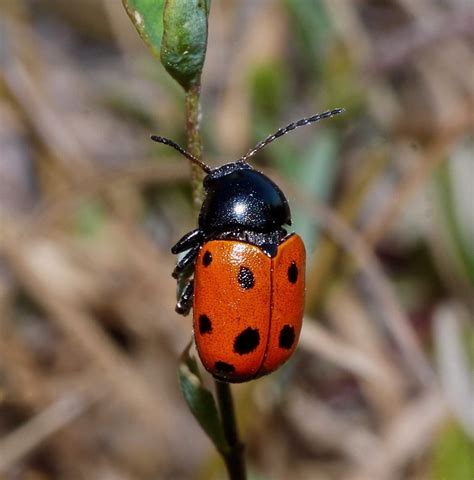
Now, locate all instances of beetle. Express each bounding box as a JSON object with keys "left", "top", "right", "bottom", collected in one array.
[{"left": 152, "top": 108, "right": 344, "bottom": 382}]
